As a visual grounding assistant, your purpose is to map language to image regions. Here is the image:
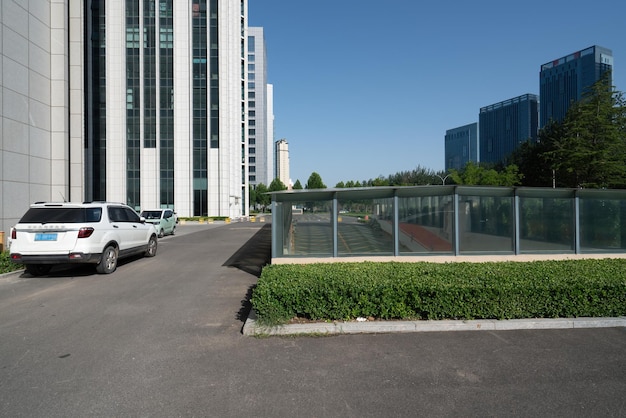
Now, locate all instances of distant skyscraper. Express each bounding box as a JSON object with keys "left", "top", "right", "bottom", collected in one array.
[
  {"left": 275, "top": 139, "right": 290, "bottom": 188},
  {"left": 479, "top": 94, "right": 539, "bottom": 165},
  {"left": 540, "top": 45, "right": 613, "bottom": 127},
  {"left": 247, "top": 27, "right": 274, "bottom": 188},
  {"left": 445, "top": 123, "right": 479, "bottom": 171}
]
